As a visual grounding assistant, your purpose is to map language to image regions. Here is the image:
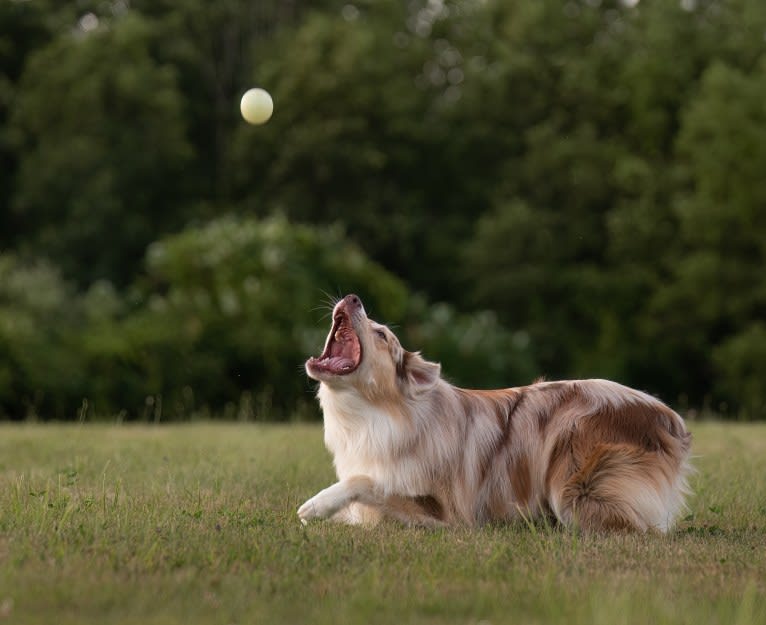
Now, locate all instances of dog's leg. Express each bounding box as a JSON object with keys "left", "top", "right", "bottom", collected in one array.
[
  {"left": 298, "top": 475, "right": 379, "bottom": 523},
  {"left": 332, "top": 503, "right": 383, "bottom": 525},
  {"left": 298, "top": 477, "right": 446, "bottom": 527},
  {"left": 379, "top": 494, "right": 448, "bottom": 528}
]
